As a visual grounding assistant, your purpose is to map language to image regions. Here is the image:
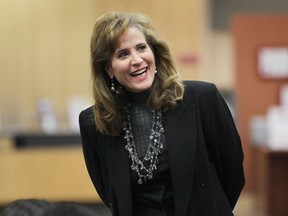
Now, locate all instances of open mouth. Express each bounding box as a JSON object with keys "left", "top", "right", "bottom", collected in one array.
[{"left": 130, "top": 67, "right": 148, "bottom": 77}]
